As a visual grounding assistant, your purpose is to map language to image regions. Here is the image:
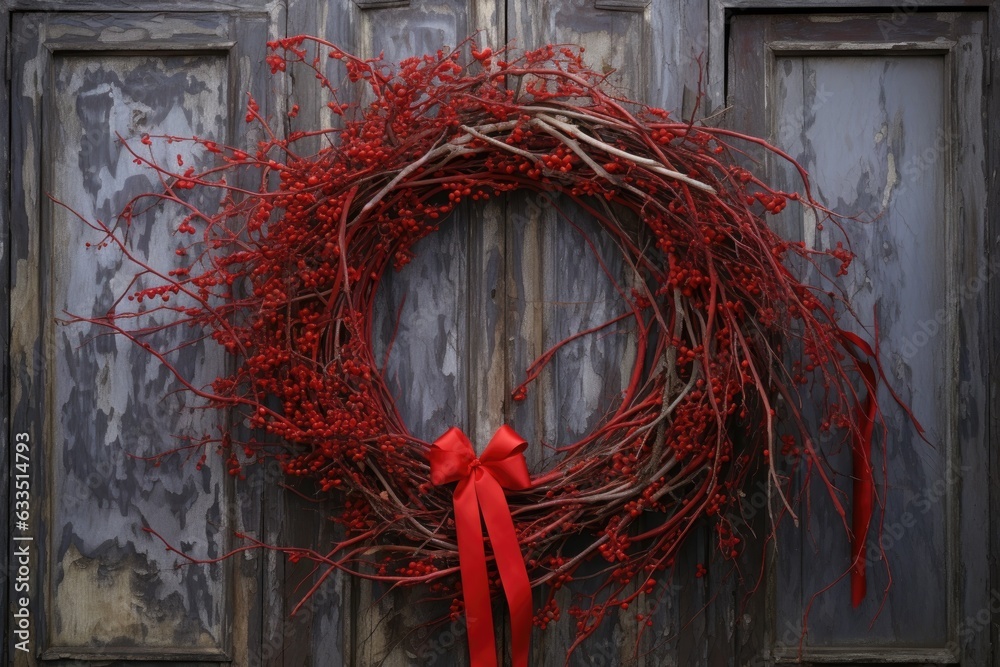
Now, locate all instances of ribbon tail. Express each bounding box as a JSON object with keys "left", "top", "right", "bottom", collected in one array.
[
  {"left": 840, "top": 330, "right": 878, "bottom": 608},
  {"left": 453, "top": 478, "right": 498, "bottom": 667},
  {"left": 851, "top": 388, "right": 876, "bottom": 607},
  {"left": 477, "top": 473, "right": 532, "bottom": 667}
]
